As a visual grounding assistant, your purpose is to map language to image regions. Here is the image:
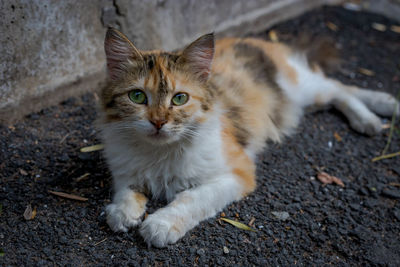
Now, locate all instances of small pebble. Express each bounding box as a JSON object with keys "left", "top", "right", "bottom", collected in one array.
[
  {"left": 223, "top": 246, "right": 229, "bottom": 254},
  {"left": 271, "top": 211, "right": 290, "bottom": 221}
]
